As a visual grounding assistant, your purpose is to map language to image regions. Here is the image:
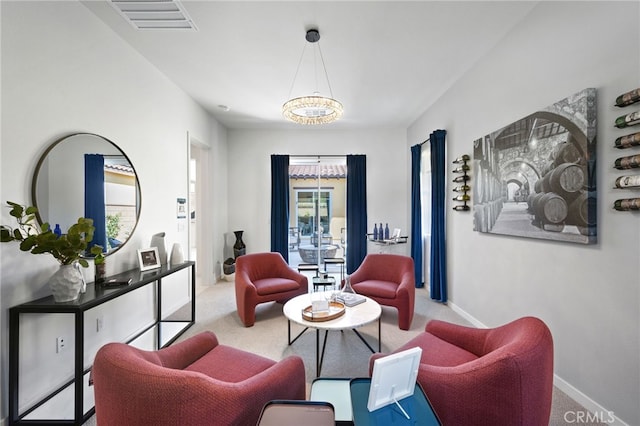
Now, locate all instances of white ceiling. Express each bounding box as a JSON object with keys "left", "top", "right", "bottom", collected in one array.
[{"left": 82, "top": 1, "right": 538, "bottom": 130}]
